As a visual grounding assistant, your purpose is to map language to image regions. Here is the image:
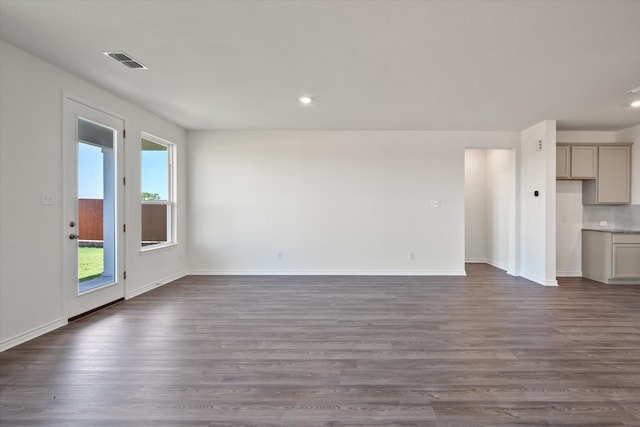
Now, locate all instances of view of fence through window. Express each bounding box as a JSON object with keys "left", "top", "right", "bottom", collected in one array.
[
  {"left": 77, "top": 139, "right": 106, "bottom": 283},
  {"left": 76, "top": 117, "right": 117, "bottom": 290},
  {"left": 141, "top": 134, "right": 174, "bottom": 248}
]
